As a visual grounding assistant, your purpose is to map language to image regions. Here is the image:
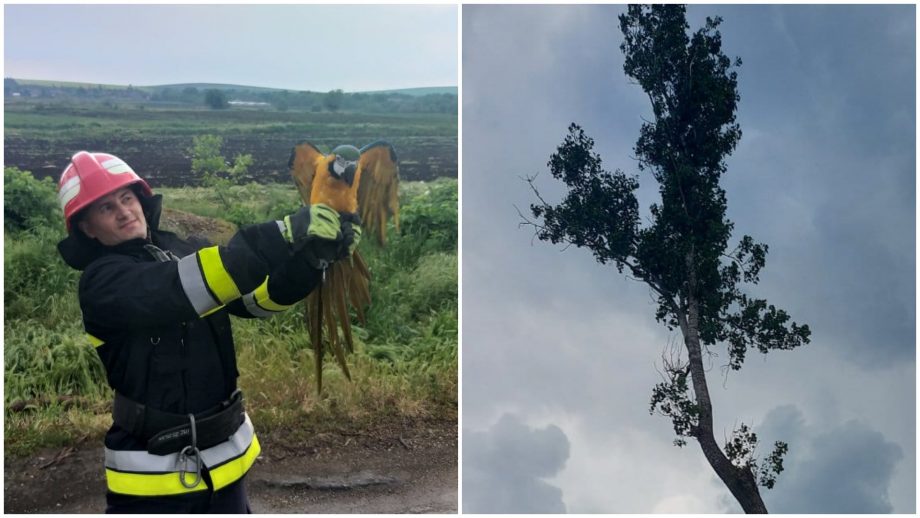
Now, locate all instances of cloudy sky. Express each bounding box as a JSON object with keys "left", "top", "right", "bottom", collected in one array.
[
  {"left": 4, "top": 4, "right": 457, "bottom": 91},
  {"left": 462, "top": 4, "right": 915, "bottom": 514}
]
